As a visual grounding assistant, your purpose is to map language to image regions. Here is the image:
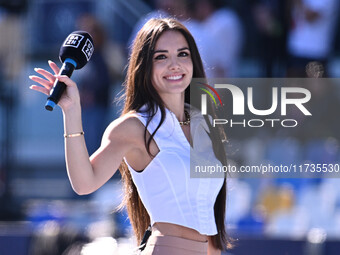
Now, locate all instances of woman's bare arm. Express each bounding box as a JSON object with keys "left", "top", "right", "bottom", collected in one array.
[
  {"left": 63, "top": 109, "right": 139, "bottom": 195},
  {"left": 29, "top": 61, "right": 143, "bottom": 195}
]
